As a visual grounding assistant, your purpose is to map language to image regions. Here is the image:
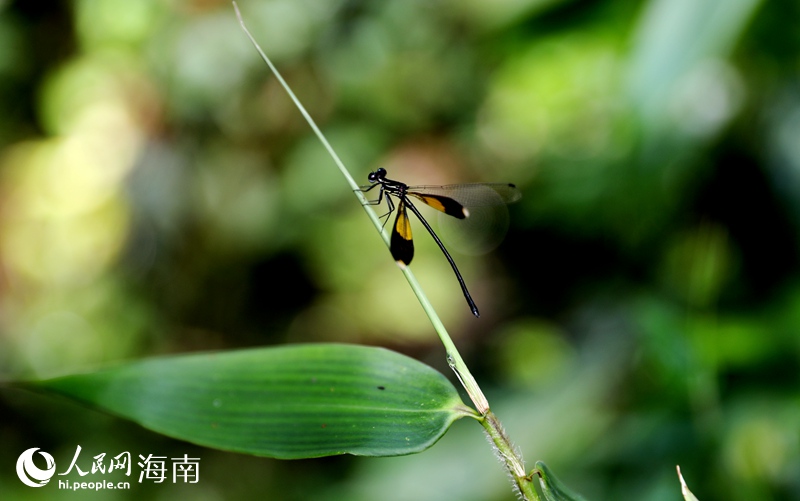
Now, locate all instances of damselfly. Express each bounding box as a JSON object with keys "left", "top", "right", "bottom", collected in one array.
[{"left": 360, "top": 168, "right": 521, "bottom": 317}]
